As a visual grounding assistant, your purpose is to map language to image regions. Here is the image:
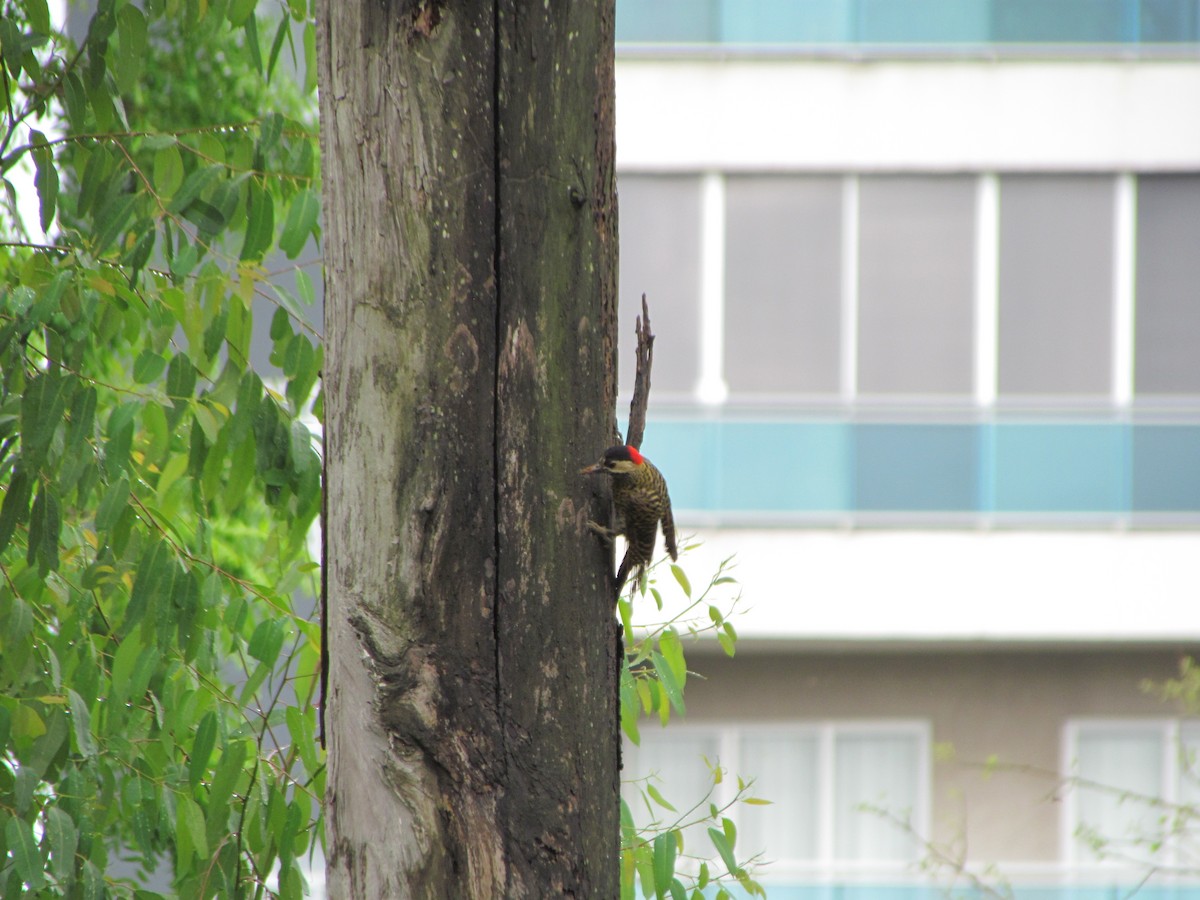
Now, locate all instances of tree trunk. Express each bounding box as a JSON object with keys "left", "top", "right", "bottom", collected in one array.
[{"left": 317, "top": 2, "right": 619, "bottom": 897}]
